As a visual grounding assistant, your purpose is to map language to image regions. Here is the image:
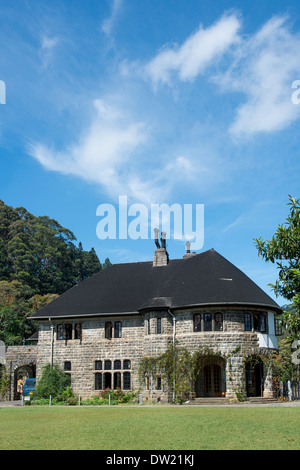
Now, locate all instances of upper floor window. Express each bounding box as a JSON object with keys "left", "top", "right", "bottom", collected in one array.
[
  {"left": 157, "top": 317, "right": 162, "bottom": 334},
  {"left": 114, "top": 321, "right": 122, "bottom": 338},
  {"left": 114, "top": 360, "right": 121, "bottom": 370},
  {"left": 204, "top": 313, "right": 212, "bottom": 332},
  {"left": 104, "top": 360, "right": 112, "bottom": 370},
  {"left": 105, "top": 321, "right": 113, "bottom": 339},
  {"left": 57, "top": 323, "right": 81, "bottom": 341},
  {"left": 193, "top": 313, "right": 201, "bottom": 332},
  {"left": 245, "top": 313, "right": 252, "bottom": 331},
  {"left": 215, "top": 313, "right": 223, "bottom": 331},
  {"left": 253, "top": 312, "right": 267, "bottom": 333},
  {"left": 95, "top": 360, "right": 102, "bottom": 370}
]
